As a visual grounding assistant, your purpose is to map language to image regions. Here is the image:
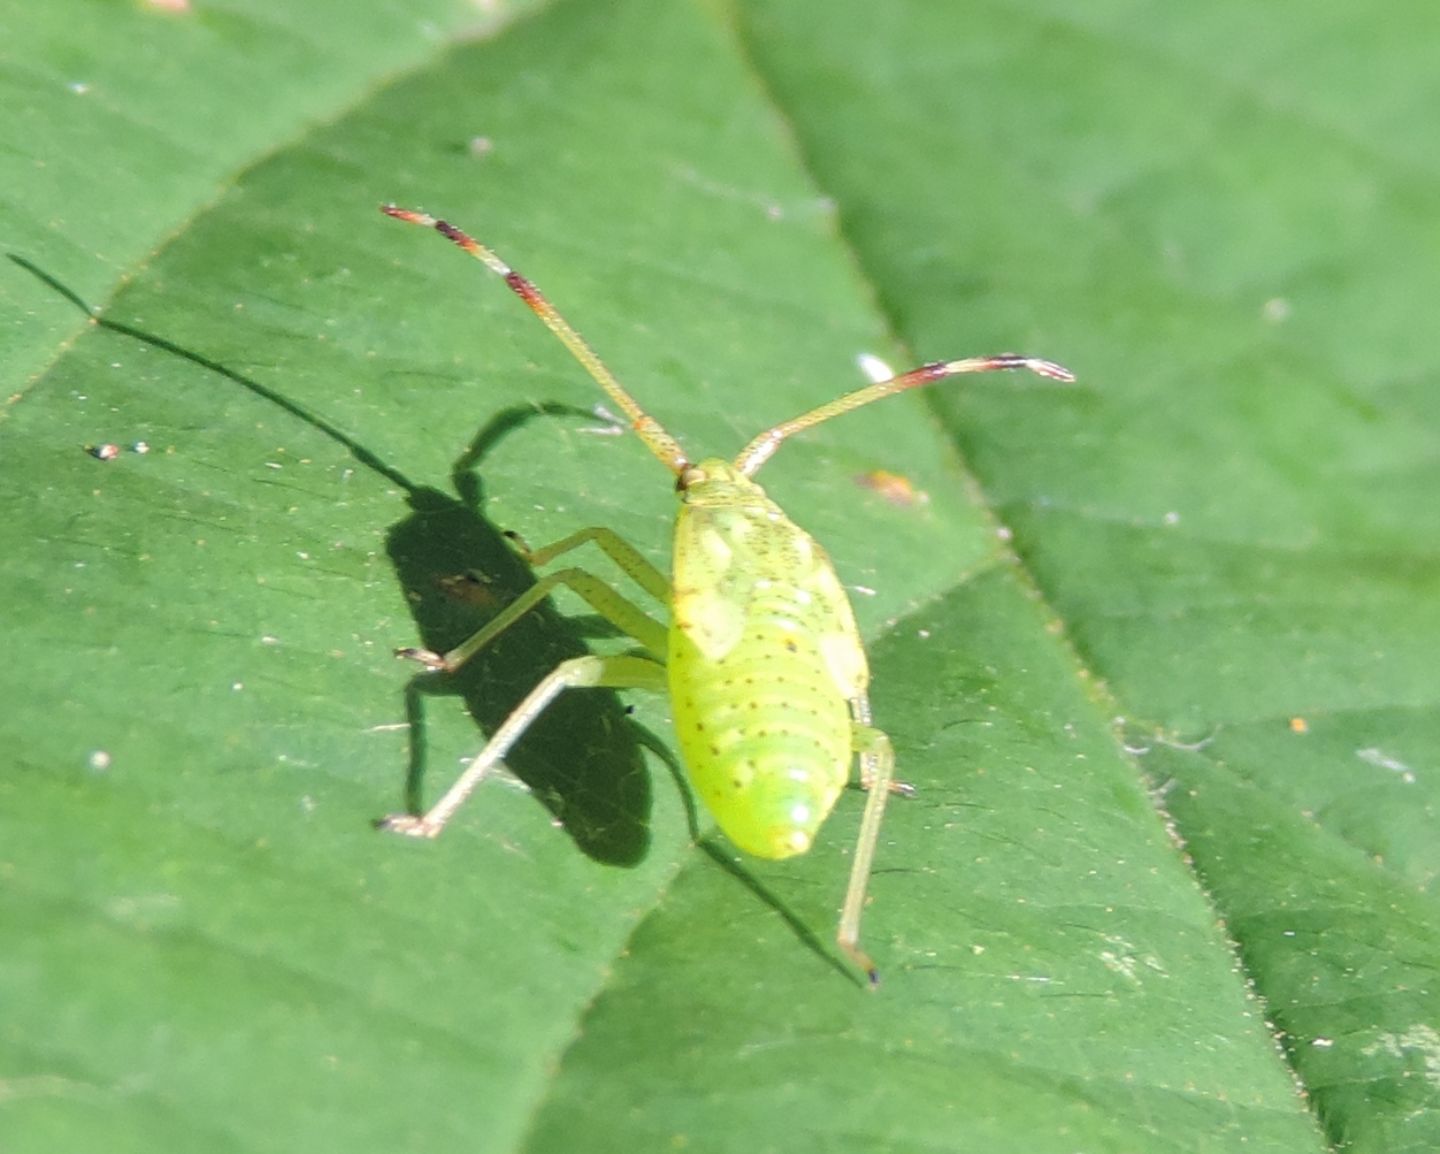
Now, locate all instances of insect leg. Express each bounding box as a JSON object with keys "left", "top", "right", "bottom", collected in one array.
[
  {"left": 512, "top": 526, "right": 671, "bottom": 603},
  {"left": 857, "top": 744, "right": 916, "bottom": 798},
  {"left": 837, "top": 694, "right": 898, "bottom": 986},
  {"left": 381, "top": 653, "right": 668, "bottom": 838},
  {"left": 848, "top": 691, "right": 913, "bottom": 798},
  {"left": 401, "top": 564, "right": 667, "bottom": 672}
]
